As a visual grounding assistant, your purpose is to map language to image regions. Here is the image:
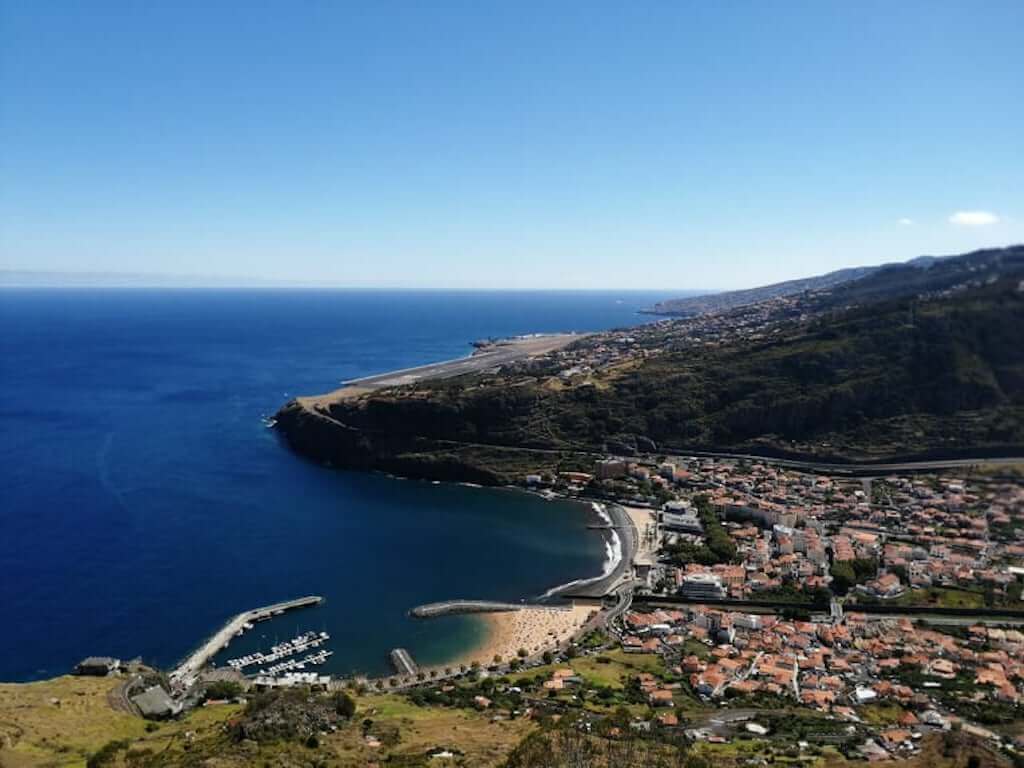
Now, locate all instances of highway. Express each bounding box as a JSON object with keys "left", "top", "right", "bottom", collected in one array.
[{"left": 660, "top": 448, "right": 1024, "bottom": 476}]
